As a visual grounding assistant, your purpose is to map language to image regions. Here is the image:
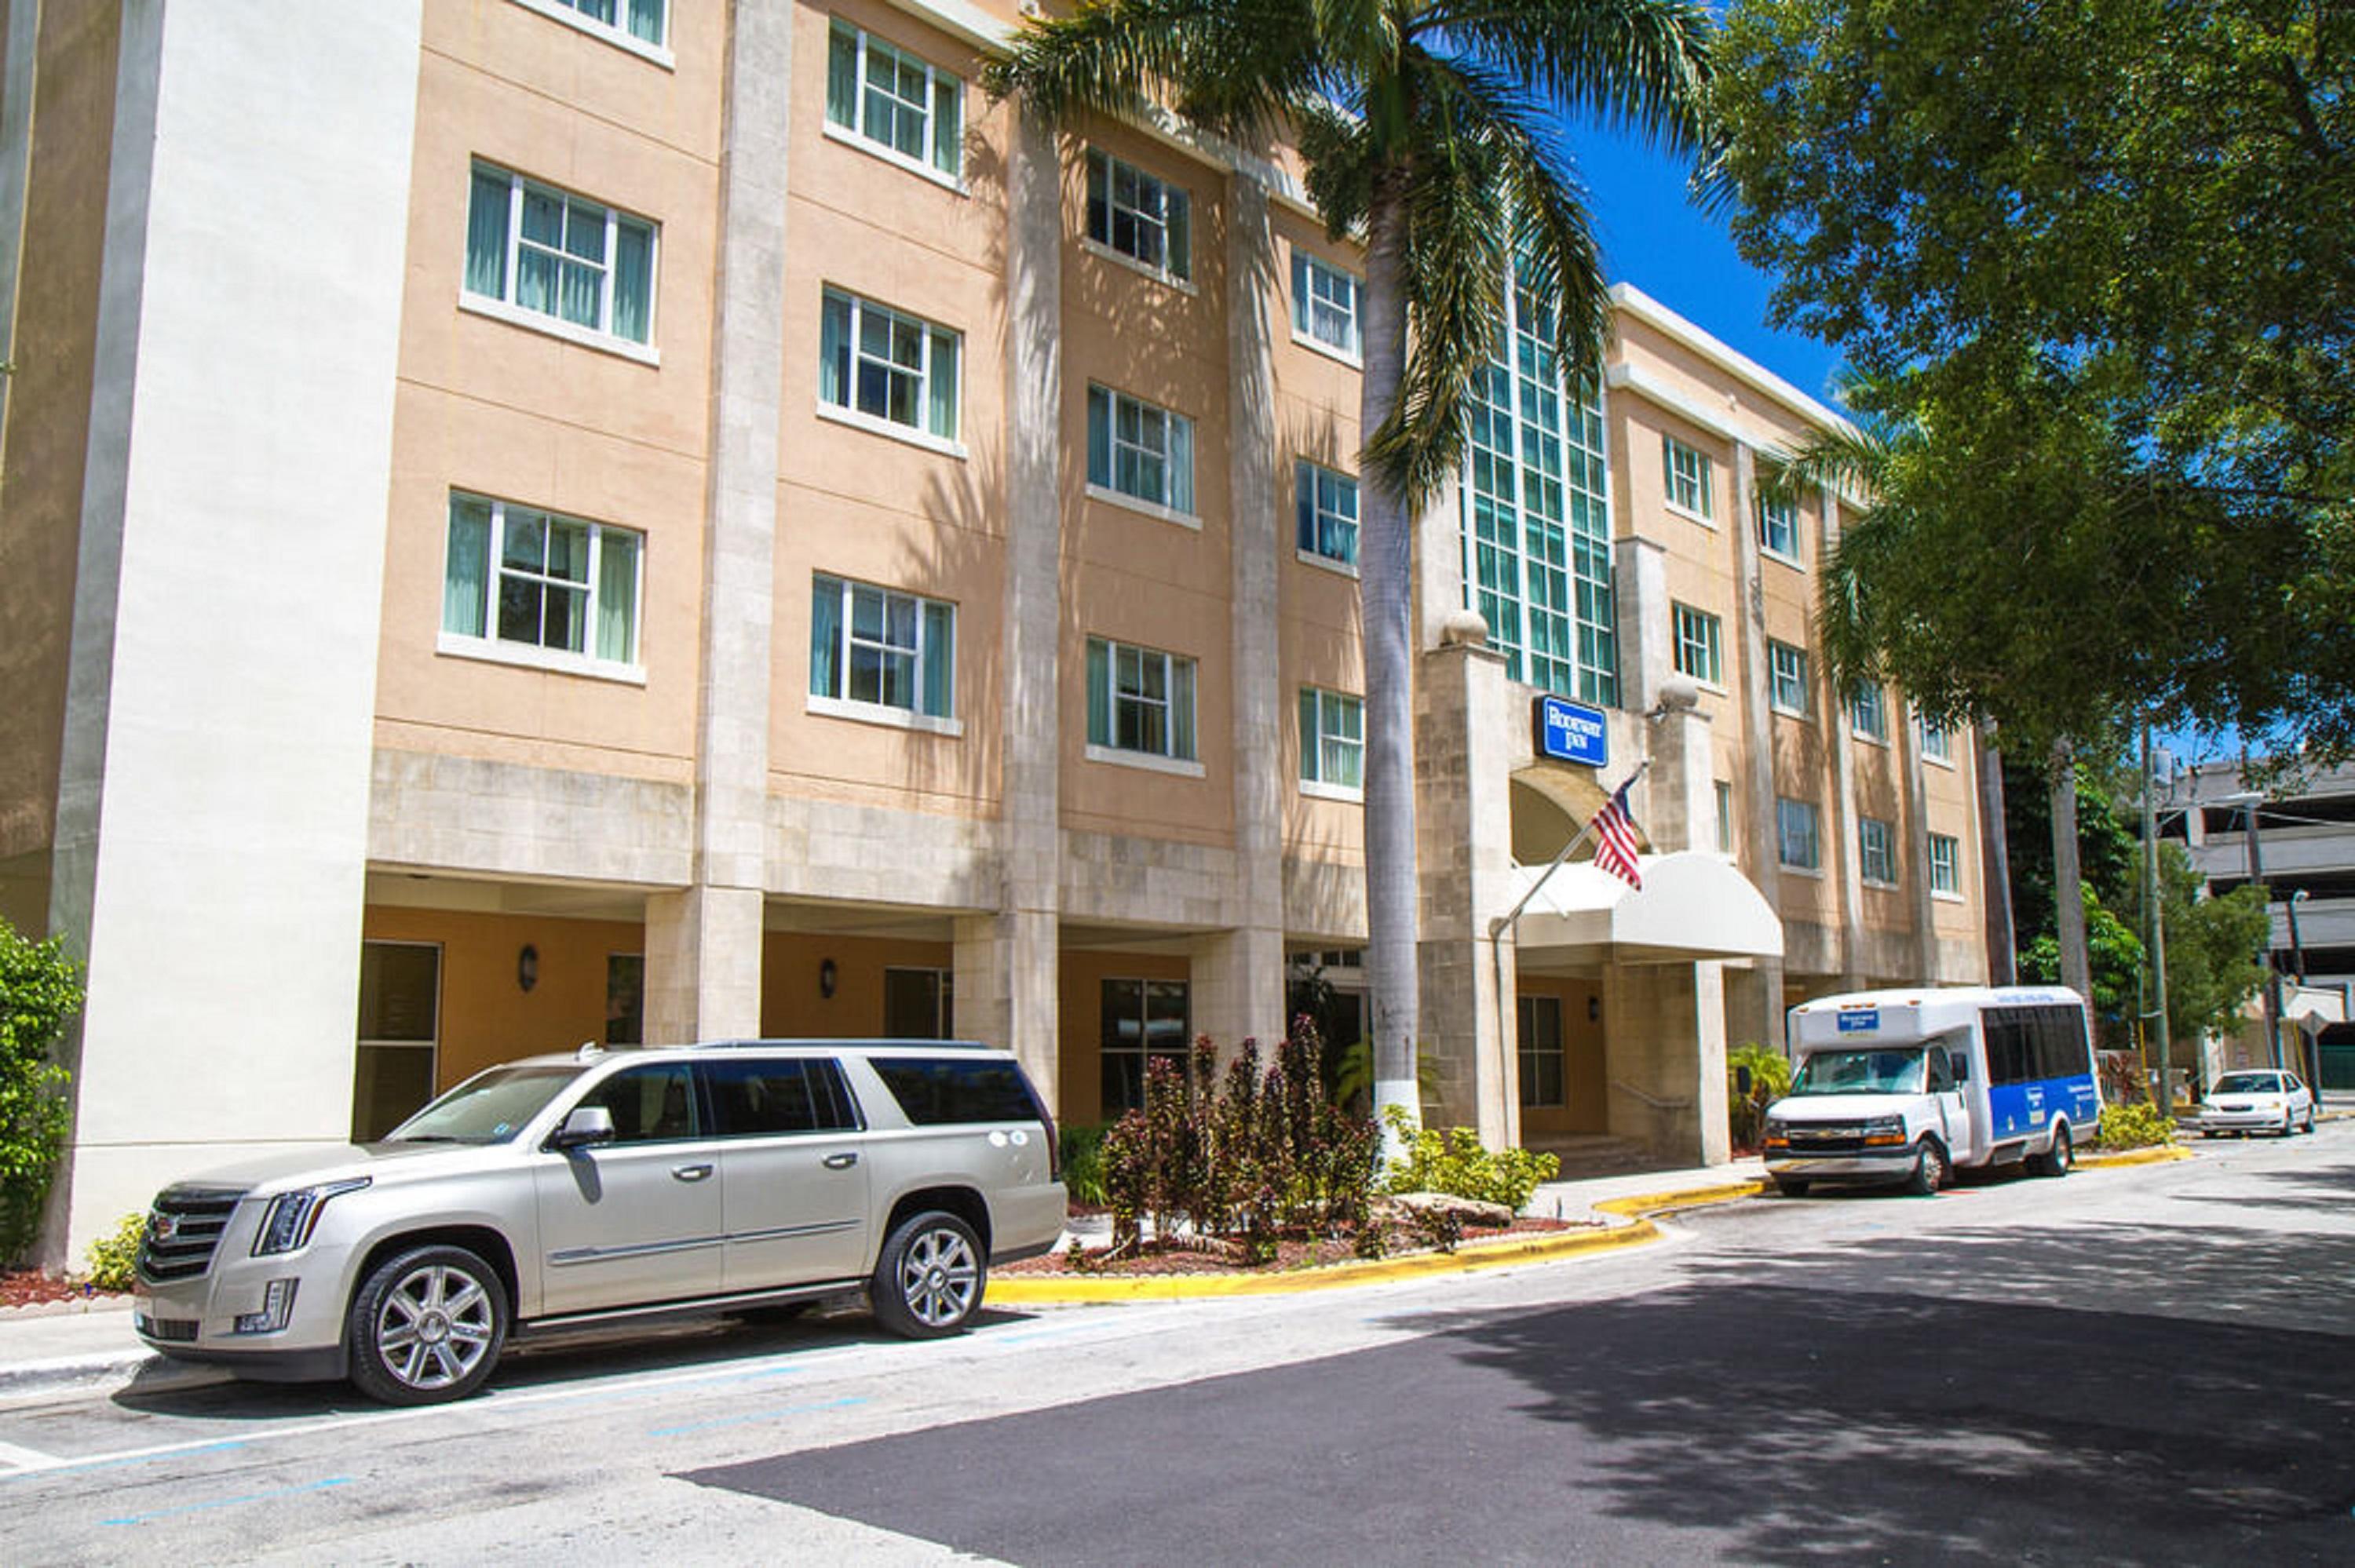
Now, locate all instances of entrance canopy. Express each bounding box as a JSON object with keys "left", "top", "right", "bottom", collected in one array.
[{"left": 1507, "top": 851, "right": 1784, "bottom": 964}]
